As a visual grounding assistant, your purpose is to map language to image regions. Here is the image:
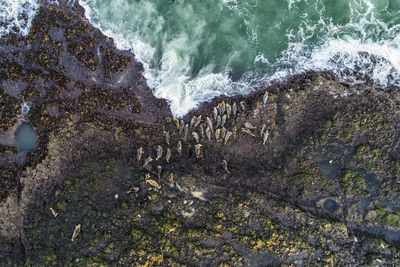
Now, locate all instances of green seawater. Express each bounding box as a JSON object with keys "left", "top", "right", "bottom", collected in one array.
[{"left": 81, "top": 0, "right": 400, "bottom": 116}]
